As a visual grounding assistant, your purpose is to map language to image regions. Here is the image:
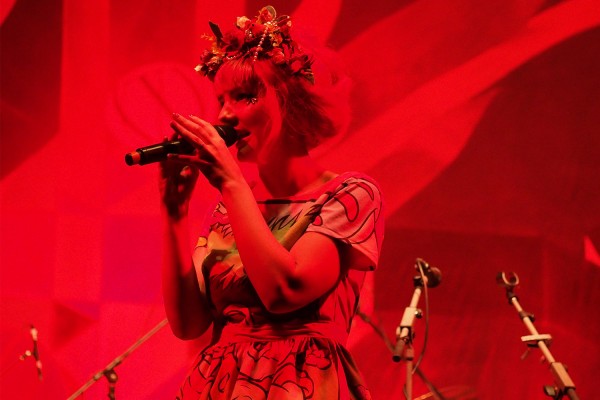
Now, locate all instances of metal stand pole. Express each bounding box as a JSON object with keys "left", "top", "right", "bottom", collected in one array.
[
  {"left": 67, "top": 318, "right": 168, "bottom": 400},
  {"left": 497, "top": 272, "right": 579, "bottom": 400},
  {"left": 357, "top": 258, "right": 446, "bottom": 399},
  {"left": 392, "top": 280, "right": 423, "bottom": 400},
  {"left": 358, "top": 302, "right": 446, "bottom": 400}
]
